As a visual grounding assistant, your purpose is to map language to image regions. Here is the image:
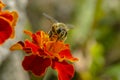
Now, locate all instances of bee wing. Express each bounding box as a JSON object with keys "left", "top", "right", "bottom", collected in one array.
[
  {"left": 66, "top": 24, "right": 74, "bottom": 31},
  {"left": 42, "top": 13, "right": 58, "bottom": 23}
]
